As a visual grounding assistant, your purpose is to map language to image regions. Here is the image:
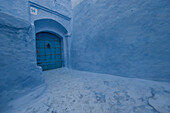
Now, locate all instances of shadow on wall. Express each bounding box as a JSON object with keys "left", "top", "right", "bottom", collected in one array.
[{"left": 71, "top": 0, "right": 170, "bottom": 82}]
